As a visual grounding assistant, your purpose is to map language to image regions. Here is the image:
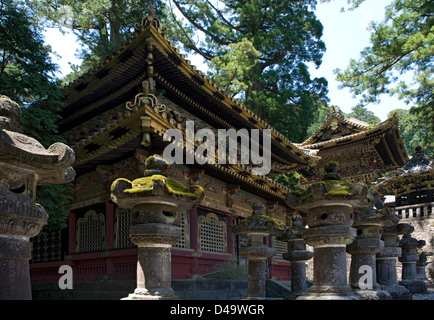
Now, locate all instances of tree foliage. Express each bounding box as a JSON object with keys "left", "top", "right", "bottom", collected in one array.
[
  {"left": 28, "top": 0, "right": 168, "bottom": 80},
  {"left": 348, "top": 105, "right": 381, "bottom": 126},
  {"left": 305, "top": 102, "right": 330, "bottom": 138},
  {"left": 274, "top": 171, "right": 302, "bottom": 191},
  {"left": 172, "top": 0, "right": 329, "bottom": 142},
  {"left": 335, "top": 0, "right": 433, "bottom": 147},
  {"left": 389, "top": 108, "right": 433, "bottom": 157},
  {"left": 0, "top": 0, "right": 71, "bottom": 229},
  {"left": 208, "top": 38, "right": 261, "bottom": 99},
  {"left": 0, "top": 0, "right": 58, "bottom": 106},
  {"left": 27, "top": 1, "right": 330, "bottom": 142}
]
